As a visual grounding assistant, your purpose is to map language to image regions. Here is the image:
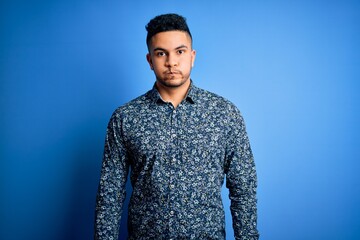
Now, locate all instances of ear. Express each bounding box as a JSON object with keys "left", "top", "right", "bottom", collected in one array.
[
  {"left": 146, "top": 53, "right": 153, "bottom": 70},
  {"left": 191, "top": 49, "right": 196, "bottom": 68}
]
